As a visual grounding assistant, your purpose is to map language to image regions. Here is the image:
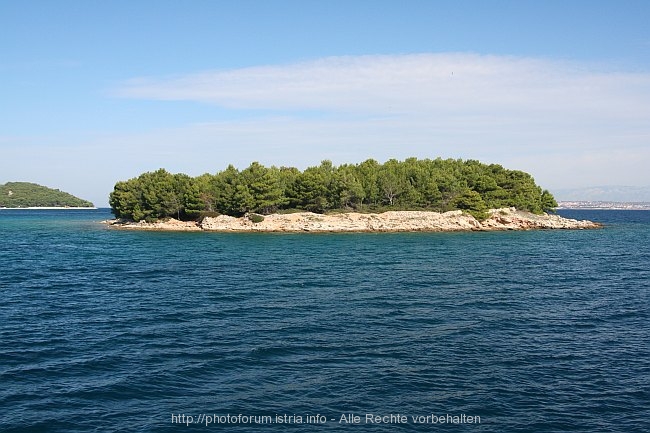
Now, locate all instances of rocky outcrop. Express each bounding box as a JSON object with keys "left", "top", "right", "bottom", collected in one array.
[
  {"left": 199, "top": 210, "right": 478, "bottom": 232},
  {"left": 105, "top": 208, "right": 601, "bottom": 232},
  {"left": 104, "top": 218, "right": 202, "bottom": 231},
  {"left": 481, "top": 208, "right": 602, "bottom": 230}
]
